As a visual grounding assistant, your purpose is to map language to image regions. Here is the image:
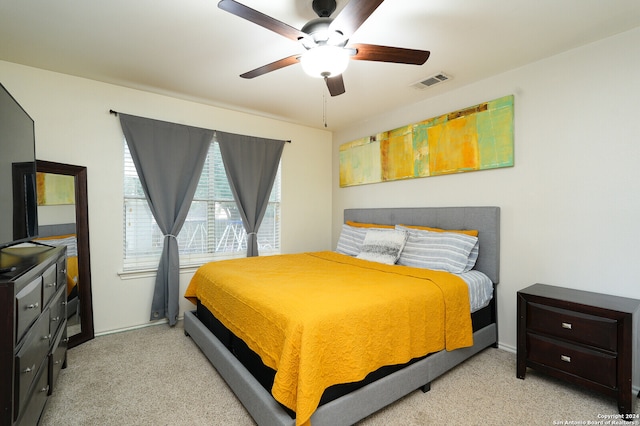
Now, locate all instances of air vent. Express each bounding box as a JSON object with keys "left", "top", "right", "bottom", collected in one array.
[{"left": 411, "top": 72, "right": 451, "bottom": 90}]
